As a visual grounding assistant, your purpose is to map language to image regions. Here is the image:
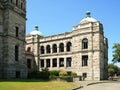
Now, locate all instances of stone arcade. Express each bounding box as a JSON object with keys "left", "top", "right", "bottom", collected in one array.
[
  {"left": 26, "top": 12, "right": 108, "bottom": 80},
  {"left": 0, "top": 0, "right": 108, "bottom": 80}
]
